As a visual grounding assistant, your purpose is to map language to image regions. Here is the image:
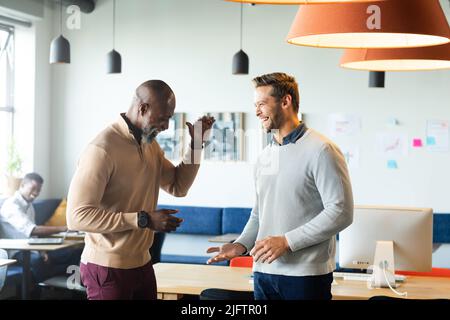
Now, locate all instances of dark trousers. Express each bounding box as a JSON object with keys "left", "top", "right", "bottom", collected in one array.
[
  {"left": 14, "top": 247, "right": 83, "bottom": 283},
  {"left": 80, "top": 261, "right": 157, "bottom": 300},
  {"left": 253, "top": 271, "right": 333, "bottom": 300}
]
